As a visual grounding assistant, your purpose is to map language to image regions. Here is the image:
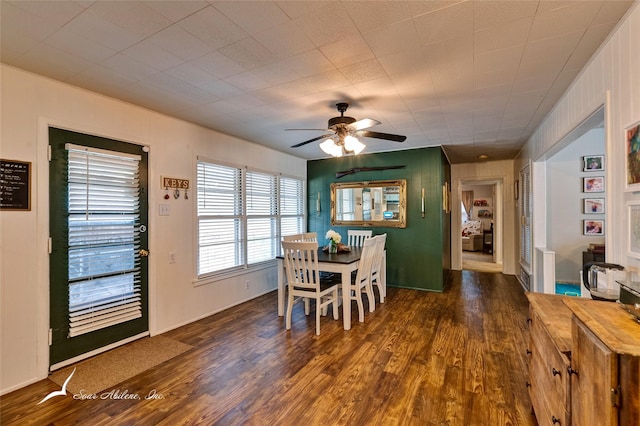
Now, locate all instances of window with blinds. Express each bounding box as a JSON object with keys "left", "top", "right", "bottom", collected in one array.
[
  {"left": 246, "top": 170, "right": 277, "bottom": 264},
  {"left": 196, "top": 160, "right": 304, "bottom": 277},
  {"left": 279, "top": 176, "right": 305, "bottom": 244},
  {"left": 197, "top": 162, "right": 243, "bottom": 274},
  {"left": 66, "top": 144, "right": 142, "bottom": 337},
  {"left": 520, "top": 164, "right": 532, "bottom": 270}
]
